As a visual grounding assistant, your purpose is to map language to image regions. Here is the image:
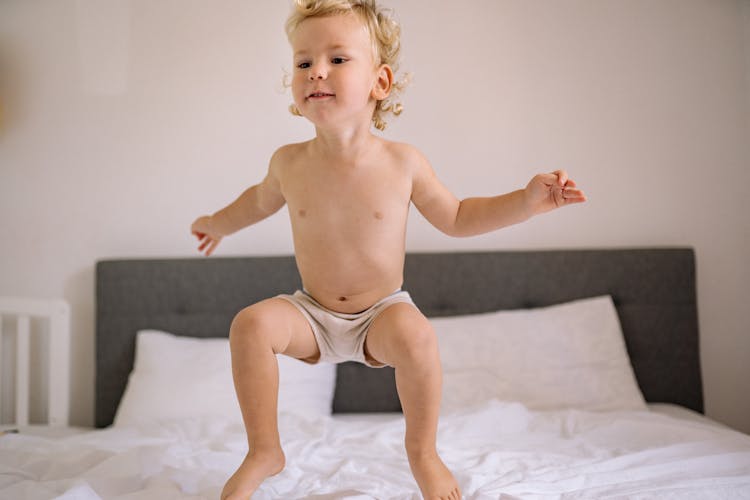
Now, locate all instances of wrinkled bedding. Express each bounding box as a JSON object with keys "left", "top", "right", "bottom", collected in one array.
[{"left": 2, "top": 402, "right": 750, "bottom": 500}]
